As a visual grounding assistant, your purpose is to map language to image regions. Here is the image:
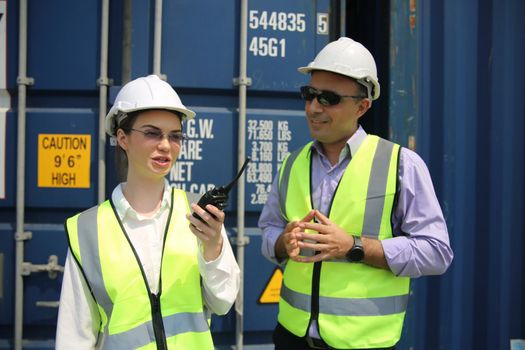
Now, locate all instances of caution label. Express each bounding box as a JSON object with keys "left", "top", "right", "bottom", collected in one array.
[
  {"left": 38, "top": 134, "right": 91, "bottom": 188},
  {"left": 258, "top": 267, "right": 283, "bottom": 304}
]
